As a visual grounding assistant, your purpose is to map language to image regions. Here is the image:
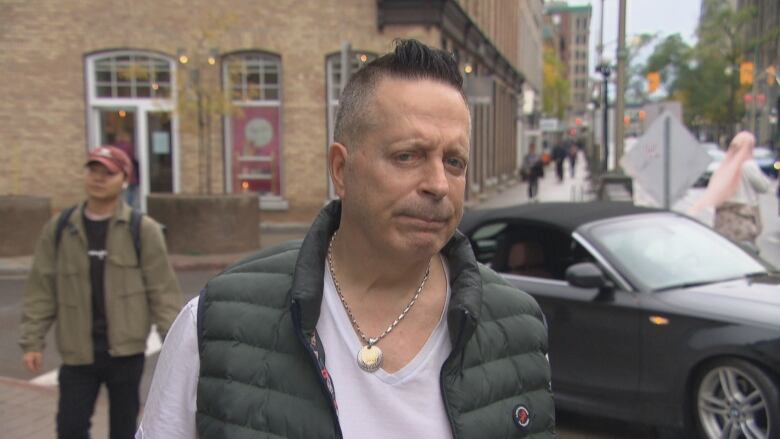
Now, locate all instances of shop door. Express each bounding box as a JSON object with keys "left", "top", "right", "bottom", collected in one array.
[
  {"left": 146, "top": 111, "right": 173, "bottom": 193},
  {"left": 98, "top": 109, "right": 140, "bottom": 205}
]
